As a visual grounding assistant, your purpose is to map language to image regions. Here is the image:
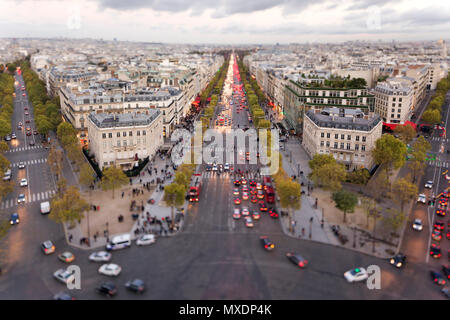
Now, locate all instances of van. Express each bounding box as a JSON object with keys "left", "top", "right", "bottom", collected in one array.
[
  {"left": 40, "top": 201, "right": 51, "bottom": 215},
  {"left": 106, "top": 233, "right": 131, "bottom": 251},
  {"left": 3, "top": 169, "right": 11, "bottom": 181}
]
